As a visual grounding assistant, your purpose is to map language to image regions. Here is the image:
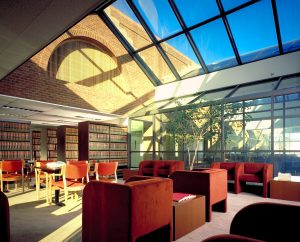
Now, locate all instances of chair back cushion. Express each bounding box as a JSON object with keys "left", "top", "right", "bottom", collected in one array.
[
  {"left": 244, "top": 163, "right": 264, "bottom": 174},
  {"left": 96, "top": 162, "right": 118, "bottom": 176},
  {"left": 1, "top": 160, "right": 23, "bottom": 172},
  {"left": 65, "top": 164, "right": 89, "bottom": 179}
]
